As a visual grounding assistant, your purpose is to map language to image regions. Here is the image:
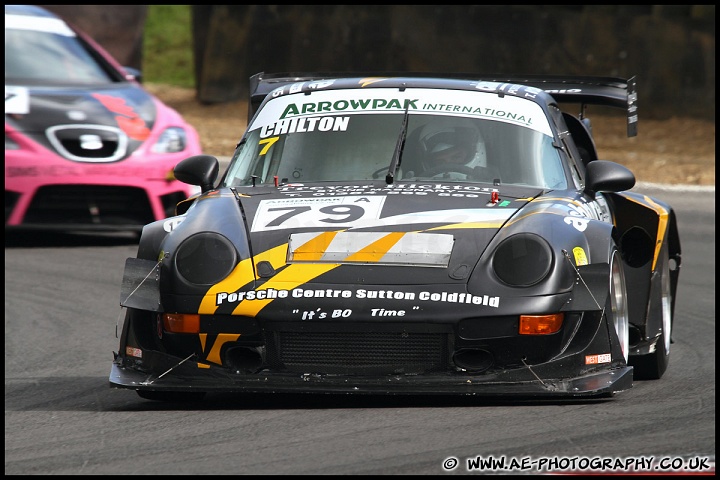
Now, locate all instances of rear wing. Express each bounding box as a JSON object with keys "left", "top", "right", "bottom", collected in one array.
[
  {"left": 248, "top": 72, "right": 638, "bottom": 137},
  {"left": 490, "top": 75, "right": 638, "bottom": 137}
]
